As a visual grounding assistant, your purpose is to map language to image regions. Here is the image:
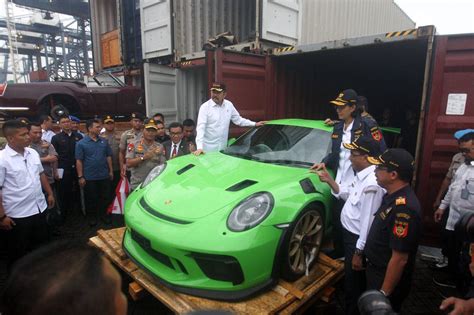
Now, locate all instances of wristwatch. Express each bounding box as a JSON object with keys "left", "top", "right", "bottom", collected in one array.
[
  {"left": 78, "top": 176, "right": 84, "bottom": 179},
  {"left": 379, "top": 289, "right": 388, "bottom": 297},
  {"left": 140, "top": 156, "right": 144, "bottom": 161},
  {"left": 354, "top": 248, "right": 363, "bottom": 256}
]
